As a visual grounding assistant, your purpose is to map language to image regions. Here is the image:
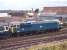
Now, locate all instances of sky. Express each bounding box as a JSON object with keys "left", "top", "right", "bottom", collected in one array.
[{"left": 0, "top": 0, "right": 67, "bottom": 10}]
